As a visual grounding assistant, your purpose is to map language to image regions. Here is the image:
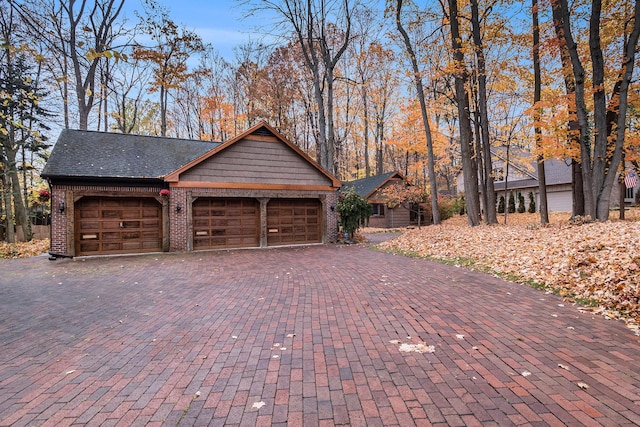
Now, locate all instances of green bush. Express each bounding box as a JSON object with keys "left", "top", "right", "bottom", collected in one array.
[
  {"left": 337, "top": 188, "right": 372, "bottom": 239},
  {"left": 508, "top": 193, "right": 516, "bottom": 213},
  {"left": 528, "top": 192, "right": 536, "bottom": 213},
  {"left": 497, "top": 195, "right": 505, "bottom": 213},
  {"left": 517, "top": 193, "right": 526, "bottom": 213}
]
